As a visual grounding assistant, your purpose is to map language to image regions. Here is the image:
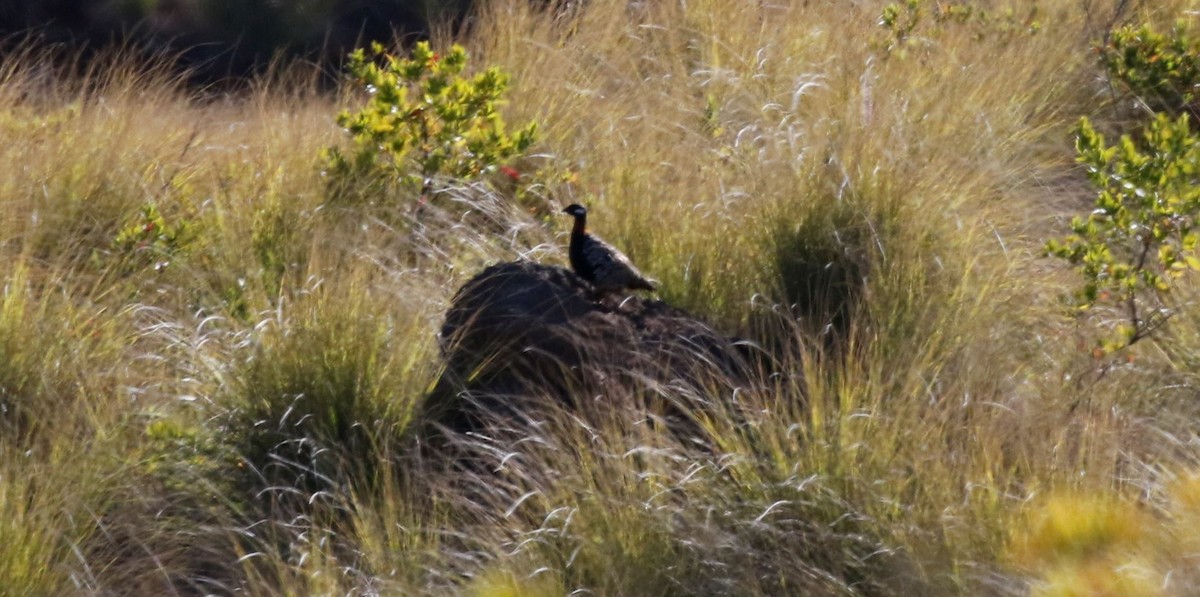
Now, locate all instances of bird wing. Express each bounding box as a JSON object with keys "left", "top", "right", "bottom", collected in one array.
[{"left": 582, "top": 234, "right": 651, "bottom": 289}]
